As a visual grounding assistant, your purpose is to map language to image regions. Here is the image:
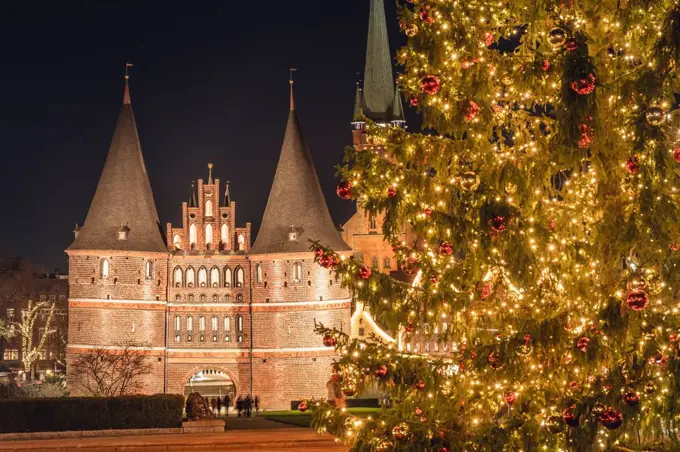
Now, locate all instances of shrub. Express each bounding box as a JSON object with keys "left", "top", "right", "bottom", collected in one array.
[{"left": 0, "top": 394, "right": 184, "bottom": 433}]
